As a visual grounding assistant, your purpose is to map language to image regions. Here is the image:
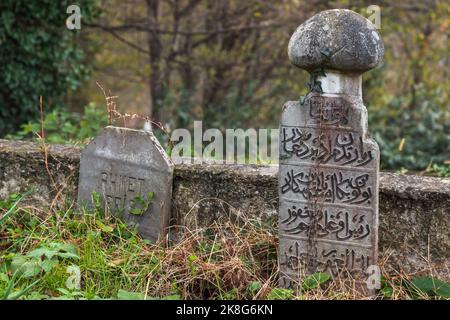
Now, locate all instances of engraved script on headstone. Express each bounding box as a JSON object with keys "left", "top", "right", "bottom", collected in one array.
[
  {"left": 77, "top": 126, "right": 173, "bottom": 242},
  {"left": 279, "top": 9, "right": 384, "bottom": 294}
]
